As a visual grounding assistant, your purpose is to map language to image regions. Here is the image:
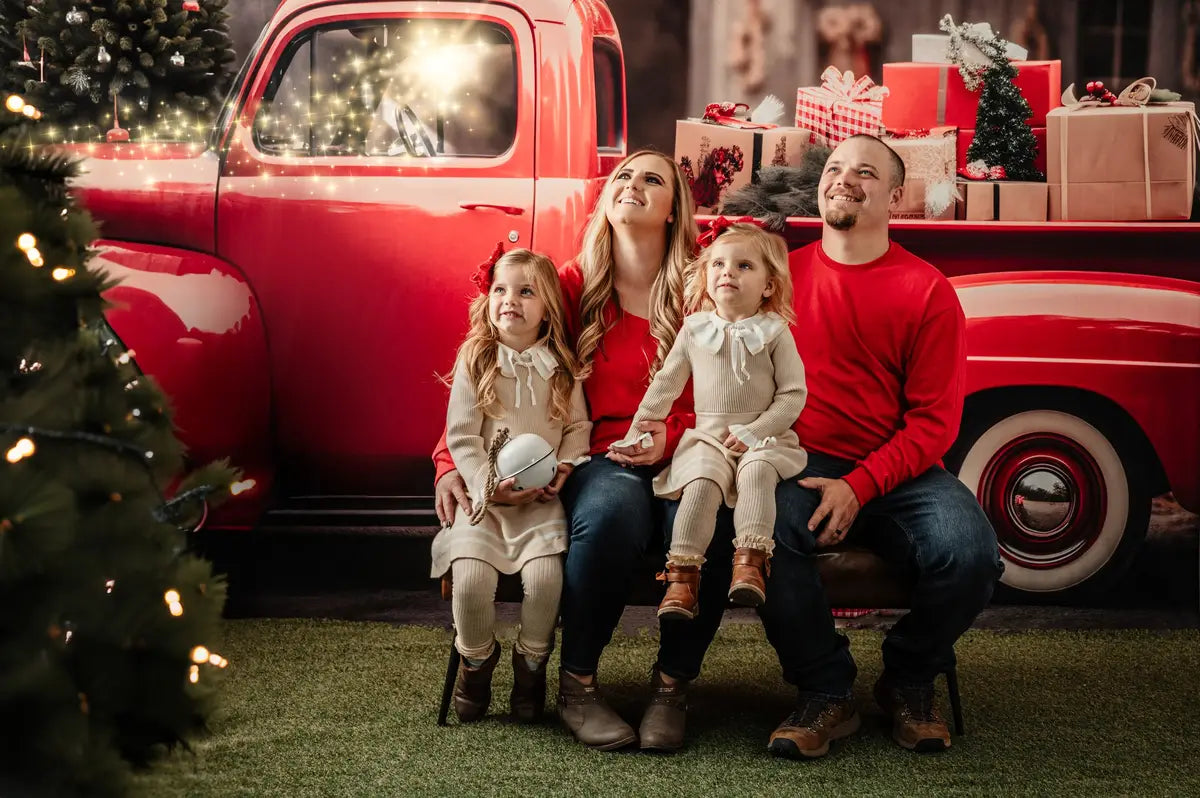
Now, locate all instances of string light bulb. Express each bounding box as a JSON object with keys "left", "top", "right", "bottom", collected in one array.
[
  {"left": 5, "top": 95, "right": 24, "bottom": 113},
  {"left": 105, "top": 579, "right": 115, "bottom": 593},
  {"left": 6, "top": 437, "right": 35, "bottom": 463},
  {"left": 16, "top": 233, "right": 35, "bottom": 251},
  {"left": 25, "top": 247, "right": 43, "bottom": 267},
  {"left": 116, "top": 350, "right": 136, "bottom": 365},
  {"left": 51, "top": 267, "right": 76, "bottom": 281},
  {"left": 191, "top": 646, "right": 210, "bottom": 664},
  {"left": 189, "top": 665, "right": 199, "bottom": 684},
  {"left": 164, "top": 589, "right": 183, "bottom": 616},
  {"left": 230, "top": 479, "right": 257, "bottom": 496}
]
